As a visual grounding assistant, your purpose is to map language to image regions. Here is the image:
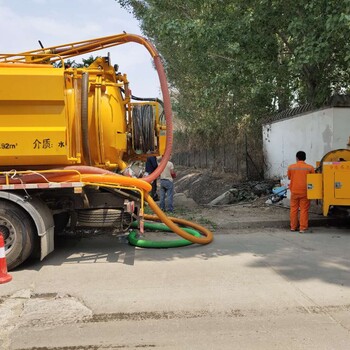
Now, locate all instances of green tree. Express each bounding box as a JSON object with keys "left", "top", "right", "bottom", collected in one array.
[{"left": 118, "top": 0, "right": 350, "bottom": 141}]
